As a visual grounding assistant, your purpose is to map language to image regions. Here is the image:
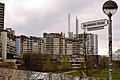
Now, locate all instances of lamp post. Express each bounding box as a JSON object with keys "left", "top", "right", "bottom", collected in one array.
[
  {"left": 83, "top": 28, "right": 87, "bottom": 74},
  {"left": 102, "top": 0, "right": 118, "bottom": 80}
]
